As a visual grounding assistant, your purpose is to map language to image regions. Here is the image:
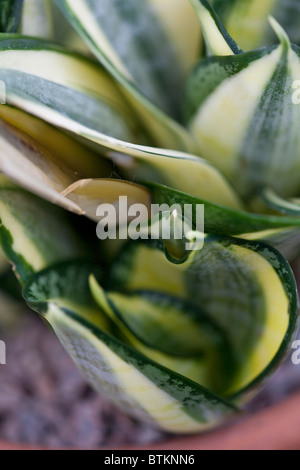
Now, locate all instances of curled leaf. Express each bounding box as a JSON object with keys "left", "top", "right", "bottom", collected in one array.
[
  {"left": 23, "top": 261, "right": 239, "bottom": 433},
  {"left": 0, "top": 176, "right": 84, "bottom": 282}
]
